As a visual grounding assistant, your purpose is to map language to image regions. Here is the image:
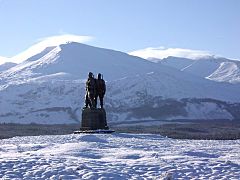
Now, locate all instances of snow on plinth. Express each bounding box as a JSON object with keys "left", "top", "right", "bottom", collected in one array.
[{"left": 74, "top": 129, "right": 115, "bottom": 134}]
